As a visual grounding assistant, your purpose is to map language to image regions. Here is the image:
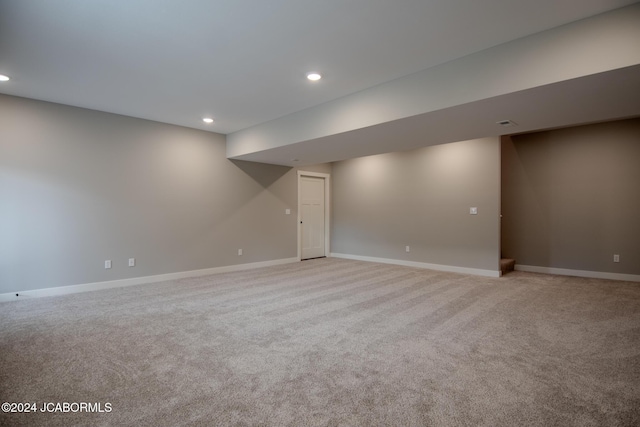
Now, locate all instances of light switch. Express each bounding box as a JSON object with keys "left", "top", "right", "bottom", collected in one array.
[
  {"left": 285, "top": 209, "right": 291, "bottom": 215},
  {"left": 470, "top": 207, "right": 478, "bottom": 215}
]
